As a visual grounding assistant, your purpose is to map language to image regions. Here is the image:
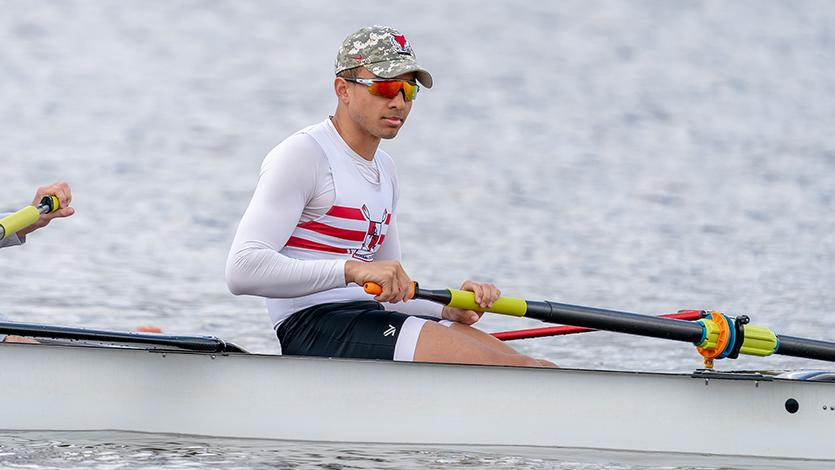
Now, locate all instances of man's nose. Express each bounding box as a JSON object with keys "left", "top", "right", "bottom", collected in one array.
[{"left": 388, "top": 88, "right": 407, "bottom": 107}]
